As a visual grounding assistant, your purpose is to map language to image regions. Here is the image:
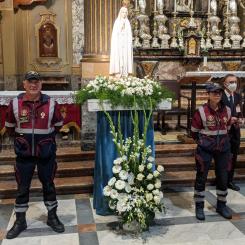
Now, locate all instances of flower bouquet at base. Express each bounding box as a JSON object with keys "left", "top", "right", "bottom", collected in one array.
[{"left": 102, "top": 104, "right": 165, "bottom": 232}]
